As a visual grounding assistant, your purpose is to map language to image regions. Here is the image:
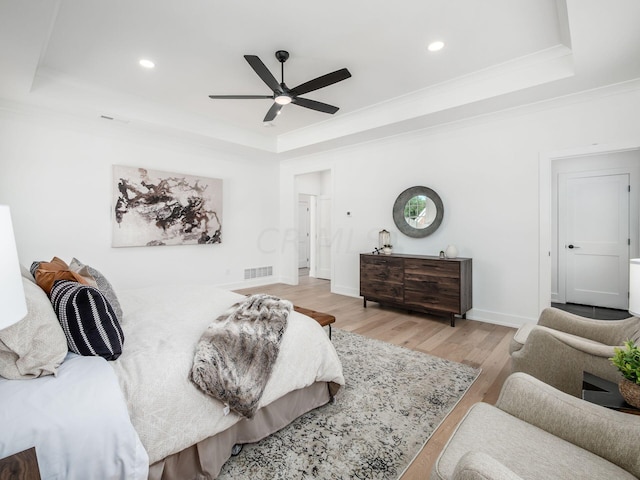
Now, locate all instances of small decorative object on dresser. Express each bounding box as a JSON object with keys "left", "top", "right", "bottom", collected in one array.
[
  {"left": 378, "top": 229, "right": 392, "bottom": 254},
  {"left": 359, "top": 253, "right": 472, "bottom": 327},
  {"left": 378, "top": 229, "right": 391, "bottom": 249},
  {"left": 444, "top": 244, "right": 458, "bottom": 259}
]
